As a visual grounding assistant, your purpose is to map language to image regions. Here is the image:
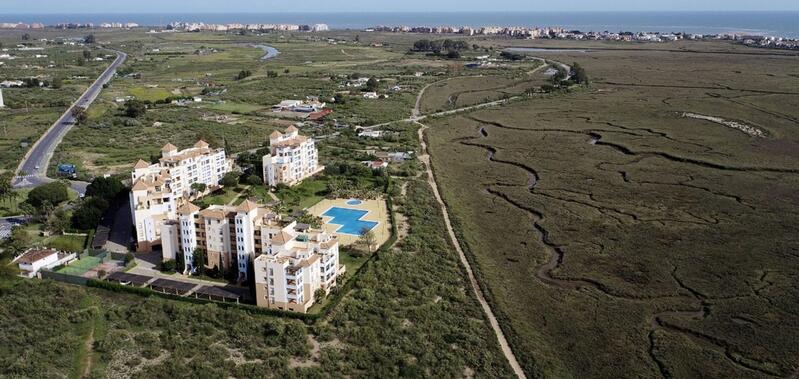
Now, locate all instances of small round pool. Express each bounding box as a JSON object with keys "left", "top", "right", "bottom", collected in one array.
[{"left": 346, "top": 199, "right": 363, "bottom": 206}]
